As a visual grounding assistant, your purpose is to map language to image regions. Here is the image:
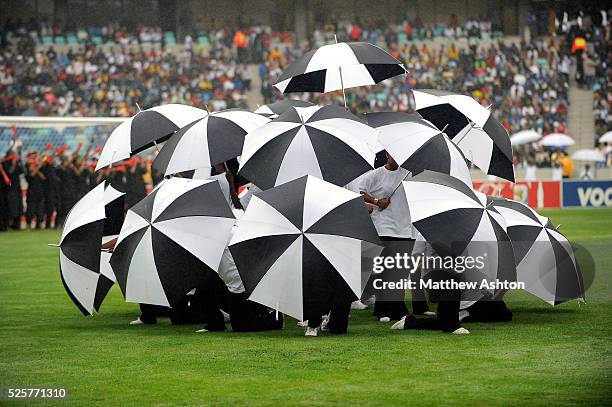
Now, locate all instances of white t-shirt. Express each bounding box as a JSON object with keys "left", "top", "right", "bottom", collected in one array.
[
  {"left": 359, "top": 166, "right": 416, "bottom": 238},
  {"left": 218, "top": 223, "right": 245, "bottom": 294}
]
